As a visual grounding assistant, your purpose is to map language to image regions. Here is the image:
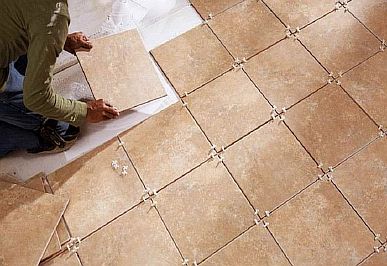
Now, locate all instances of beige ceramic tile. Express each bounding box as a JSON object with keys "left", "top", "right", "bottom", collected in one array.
[
  {"left": 77, "top": 29, "right": 166, "bottom": 111},
  {"left": 191, "top": 0, "right": 242, "bottom": 18},
  {"left": 156, "top": 160, "right": 253, "bottom": 263},
  {"left": 348, "top": 0, "right": 387, "bottom": 40},
  {"left": 244, "top": 38, "right": 327, "bottom": 108},
  {"left": 0, "top": 181, "right": 68, "bottom": 266},
  {"left": 201, "top": 226, "right": 289, "bottom": 266},
  {"left": 120, "top": 103, "right": 210, "bottom": 190},
  {"left": 185, "top": 70, "right": 270, "bottom": 148},
  {"left": 0, "top": 172, "right": 45, "bottom": 192},
  {"left": 299, "top": 11, "right": 380, "bottom": 73},
  {"left": 209, "top": 0, "right": 285, "bottom": 58},
  {"left": 151, "top": 25, "right": 233, "bottom": 96},
  {"left": 47, "top": 138, "right": 144, "bottom": 238},
  {"left": 263, "top": 0, "right": 336, "bottom": 28},
  {"left": 341, "top": 52, "right": 387, "bottom": 126},
  {"left": 78, "top": 201, "right": 182, "bottom": 265},
  {"left": 268, "top": 181, "right": 374, "bottom": 265},
  {"left": 224, "top": 121, "right": 319, "bottom": 212},
  {"left": 360, "top": 251, "right": 387, "bottom": 266},
  {"left": 333, "top": 138, "right": 387, "bottom": 239},
  {"left": 286, "top": 84, "right": 377, "bottom": 168},
  {"left": 40, "top": 252, "right": 82, "bottom": 266}
]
